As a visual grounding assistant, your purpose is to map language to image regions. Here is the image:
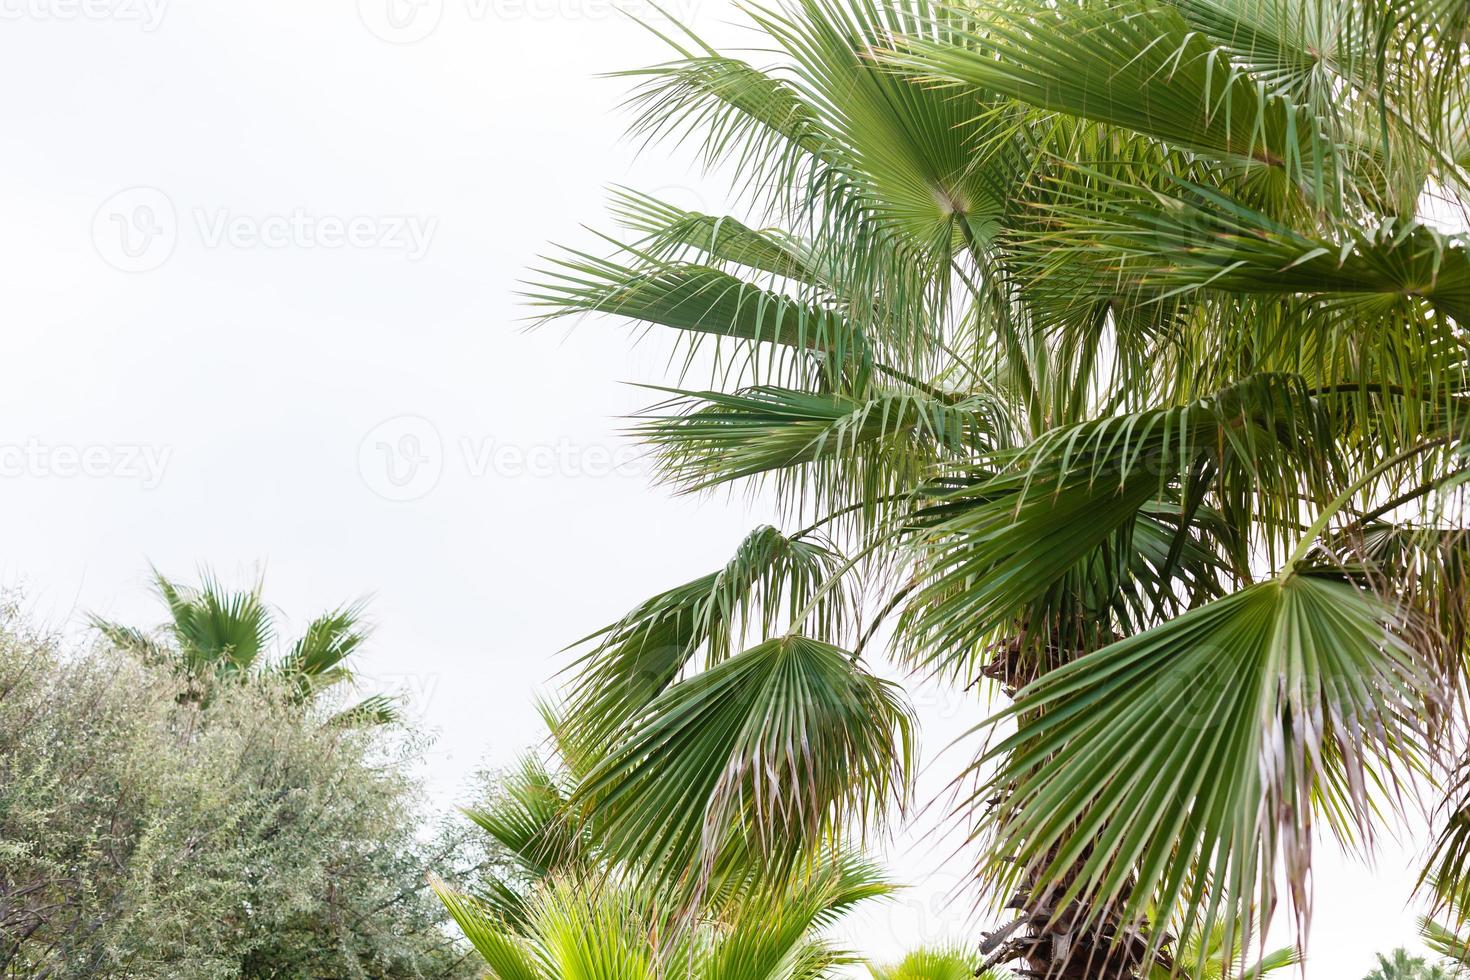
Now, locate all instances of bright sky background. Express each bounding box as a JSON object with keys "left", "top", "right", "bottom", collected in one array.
[{"left": 0, "top": 1, "right": 1443, "bottom": 975}]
